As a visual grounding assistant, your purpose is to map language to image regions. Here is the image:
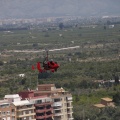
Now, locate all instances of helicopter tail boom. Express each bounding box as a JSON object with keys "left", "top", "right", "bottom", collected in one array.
[{"left": 37, "top": 62, "right": 43, "bottom": 72}]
